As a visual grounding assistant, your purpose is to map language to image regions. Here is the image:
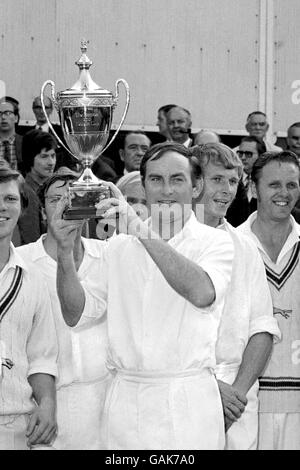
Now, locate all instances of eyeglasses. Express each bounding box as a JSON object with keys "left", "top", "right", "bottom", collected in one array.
[
  {"left": 0, "top": 111, "right": 15, "bottom": 117},
  {"left": 237, "top": 150, "right": 256, "bottom": 159}
]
